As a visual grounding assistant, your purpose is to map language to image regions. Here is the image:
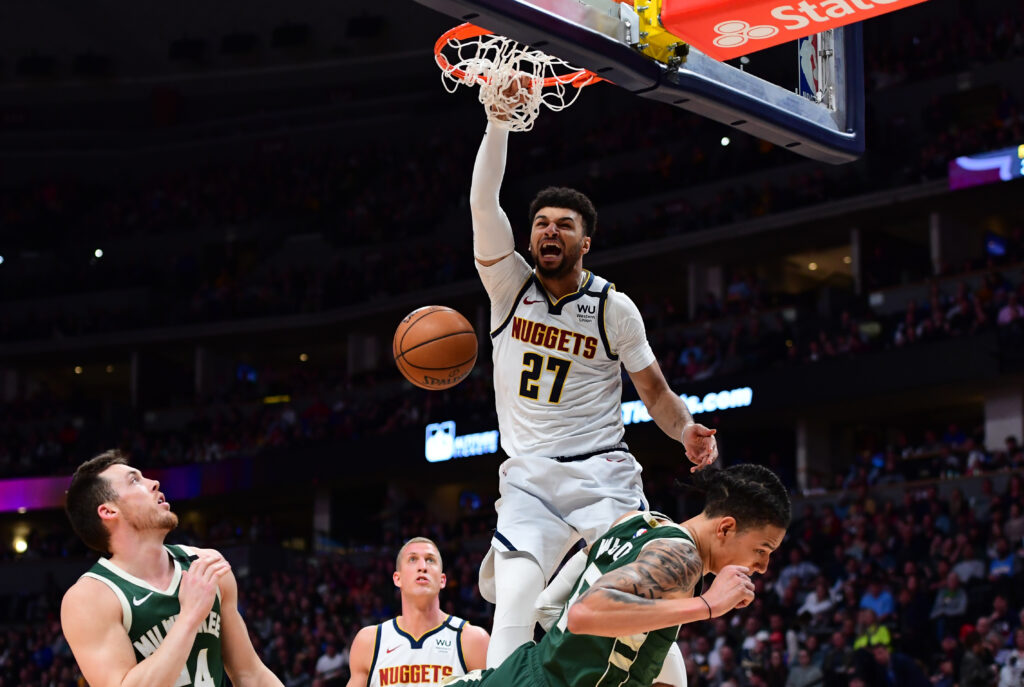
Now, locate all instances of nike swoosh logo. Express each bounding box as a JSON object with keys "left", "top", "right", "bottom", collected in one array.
[
  {"left": 132, "top": 592, "right": 153, "bottom": 606},
  {"left": 386, "top": 646, "right": 401, "bottom": 654},
  {"left": 523, "top": 297, "right": 543, "bottom": 305}
]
